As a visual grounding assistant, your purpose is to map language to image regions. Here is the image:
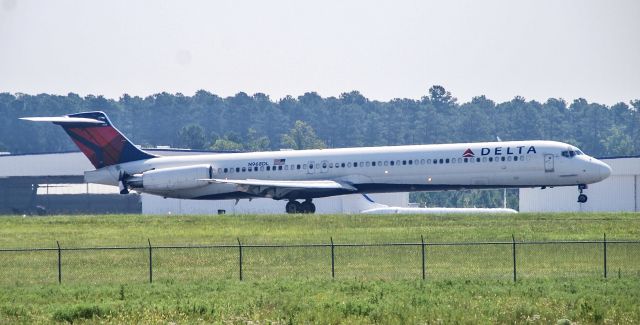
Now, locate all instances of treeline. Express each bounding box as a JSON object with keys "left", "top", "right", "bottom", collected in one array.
[
  {"left": 3, "top": 86, "right": 639, "bottom": 157},
  {"left": 2, "top": 86, "right": 638, "bottom": 207}
]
